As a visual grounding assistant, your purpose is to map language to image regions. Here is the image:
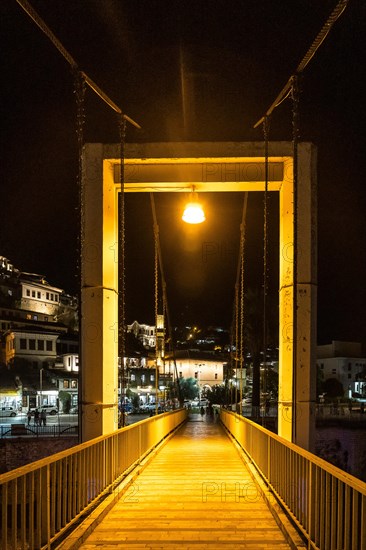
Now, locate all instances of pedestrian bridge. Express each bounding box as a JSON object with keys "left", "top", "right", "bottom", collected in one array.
[{"left": 1, "top": 410, "right": 365, "bottom": 550}]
